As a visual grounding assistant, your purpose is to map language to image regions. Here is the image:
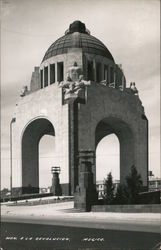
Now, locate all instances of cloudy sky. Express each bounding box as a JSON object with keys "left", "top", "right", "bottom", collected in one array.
[{"left": 1, "top": 0, "right": 160, "bottom": 188}]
